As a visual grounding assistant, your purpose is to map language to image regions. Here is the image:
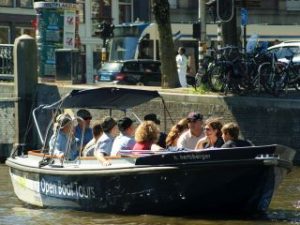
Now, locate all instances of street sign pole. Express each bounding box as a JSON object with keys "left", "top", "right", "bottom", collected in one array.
[
  {"left": 241, "top": 7, "right": 248, "bottom": 54},
  {"left": 243, "top": 25, "right": 246, "bottom": 54},
  {"left": 198, "top": 0, "right": 206, "bottom": 73}
]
